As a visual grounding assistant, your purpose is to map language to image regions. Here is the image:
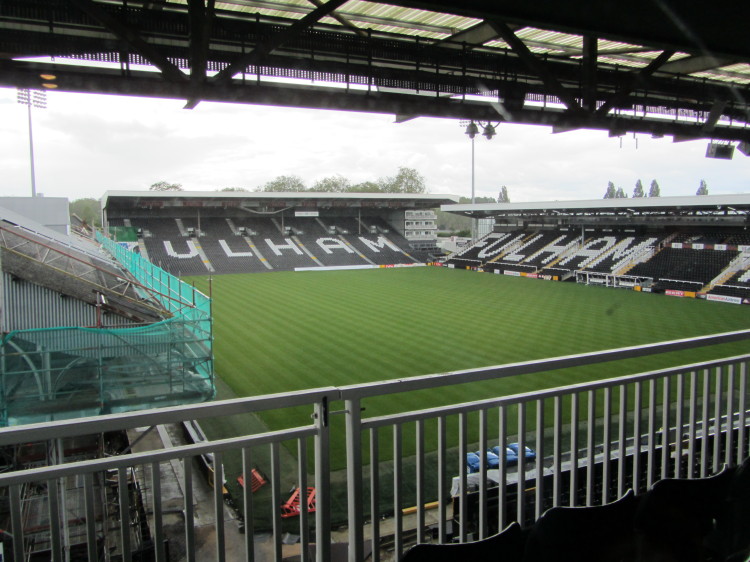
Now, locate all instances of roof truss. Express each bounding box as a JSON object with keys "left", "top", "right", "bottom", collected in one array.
[{"left": 1, "top": 0, "right": 749, "bottom": 142}]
